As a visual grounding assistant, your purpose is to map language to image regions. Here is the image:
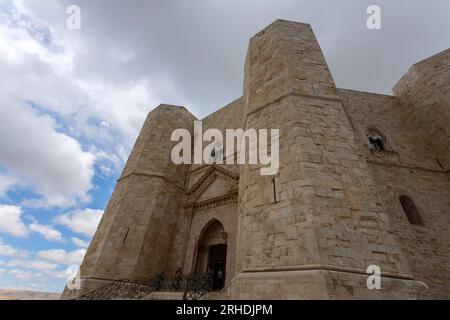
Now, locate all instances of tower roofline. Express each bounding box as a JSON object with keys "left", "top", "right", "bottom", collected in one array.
[
  {"left": 149, "top": 103, "right": 198, "bottom": 120},
  {"left": 411, "top": 47, "right": 450, "bottom": 68},
  {"left": 250, "top": 19, "right": 312, "bottom": 40},
  {"left": 394, "top": 47, "right": 450, "bottom": 93},
  {"left": 153, "top": 103, "right": 189, "bottom": 111}
]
